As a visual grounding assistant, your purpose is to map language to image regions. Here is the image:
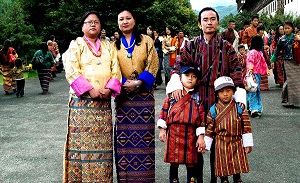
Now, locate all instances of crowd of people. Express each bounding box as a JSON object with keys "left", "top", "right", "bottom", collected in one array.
[{"left": 1, "top": 5, "right": 300, "bottom": 183}]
